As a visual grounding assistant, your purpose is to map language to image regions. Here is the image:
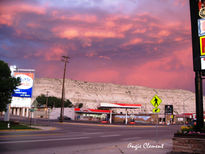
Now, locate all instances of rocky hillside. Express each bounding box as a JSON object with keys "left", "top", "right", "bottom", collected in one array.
[{"left": 32, "top": 78, "right": 205, "bottom": 115}]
